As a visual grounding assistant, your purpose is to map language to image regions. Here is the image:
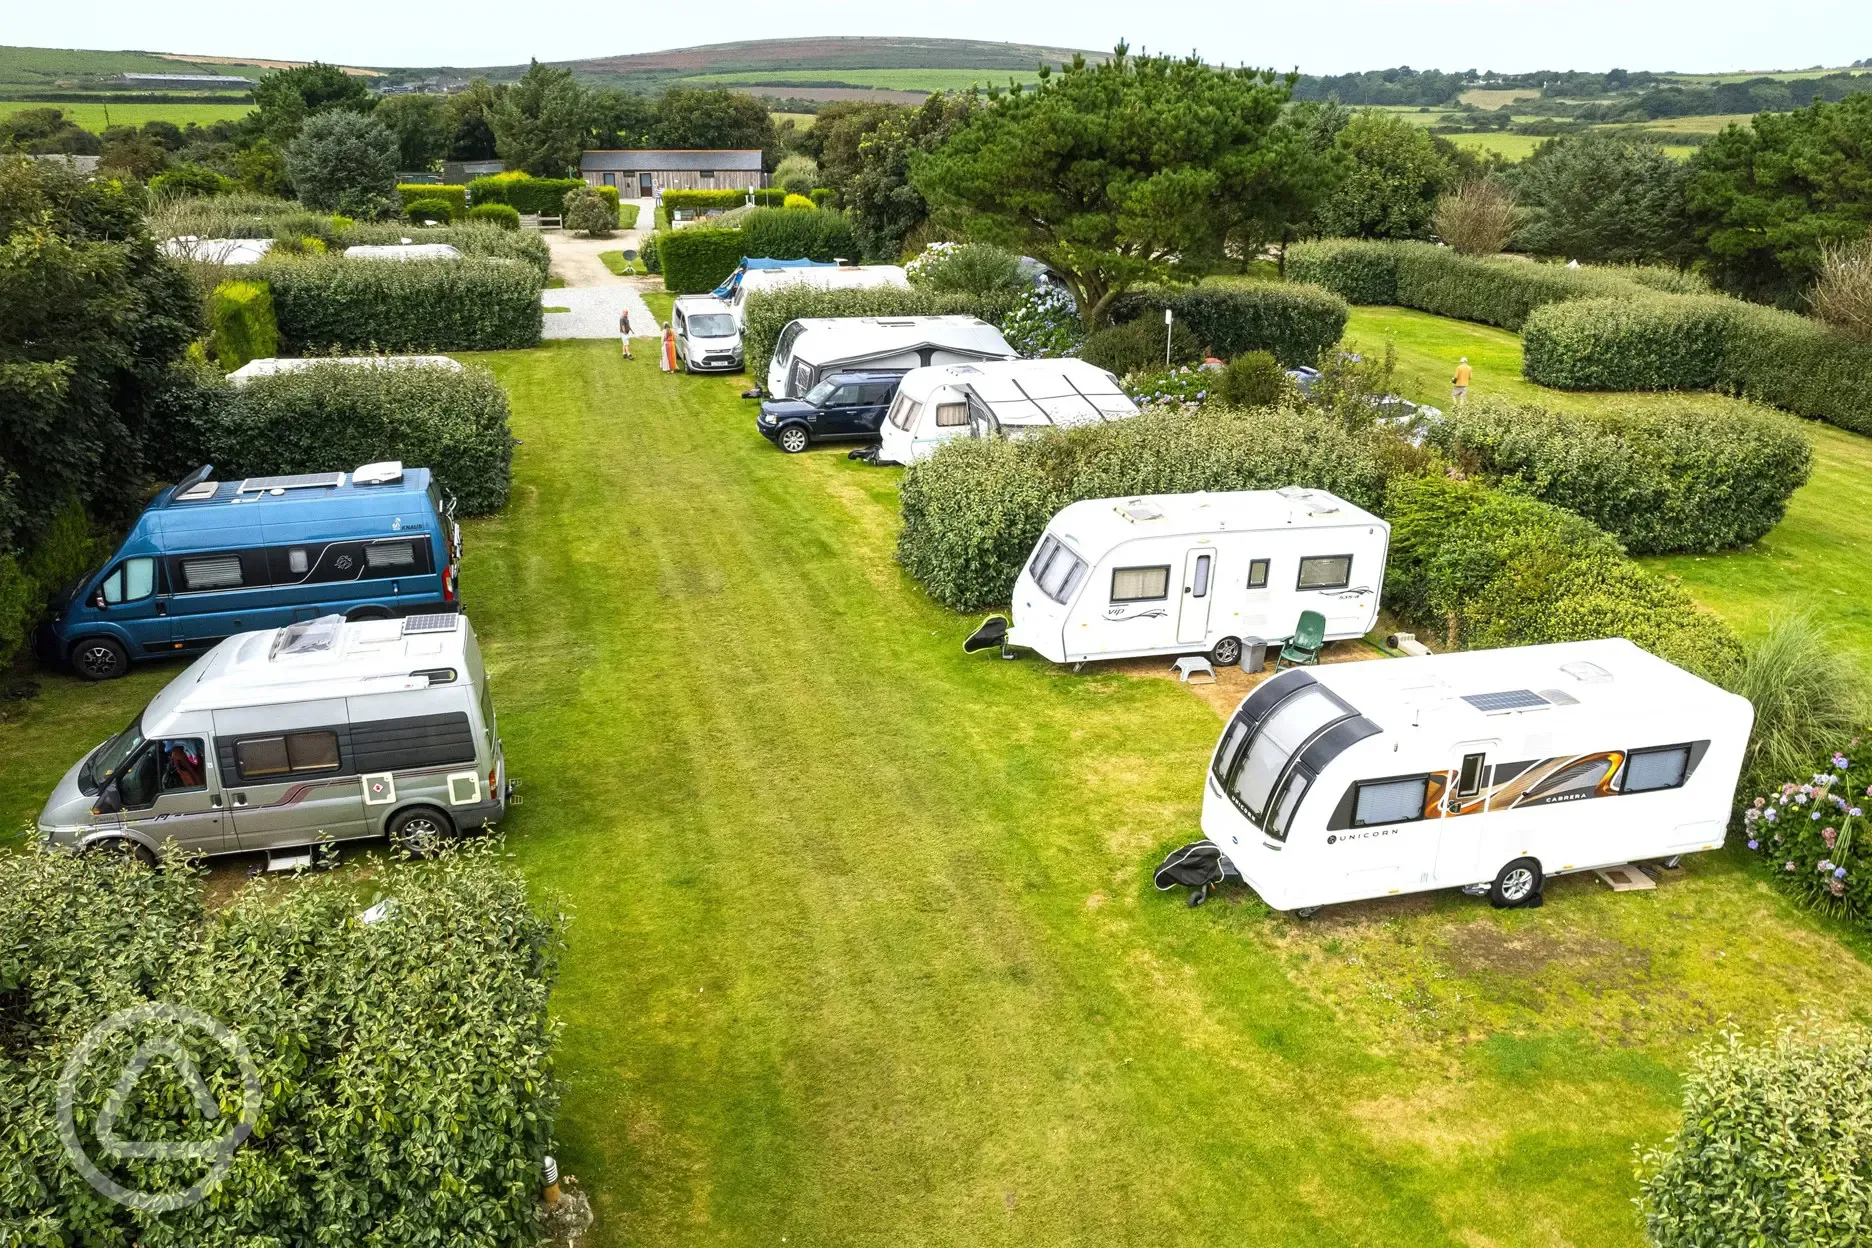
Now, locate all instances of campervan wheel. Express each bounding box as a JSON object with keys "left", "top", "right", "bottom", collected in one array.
[
  {"left": 389, "top": 806, "right": 456, "bottom": 859},
  {"left": 70, "top": 636, "right": 127, "bottom": 681}
]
